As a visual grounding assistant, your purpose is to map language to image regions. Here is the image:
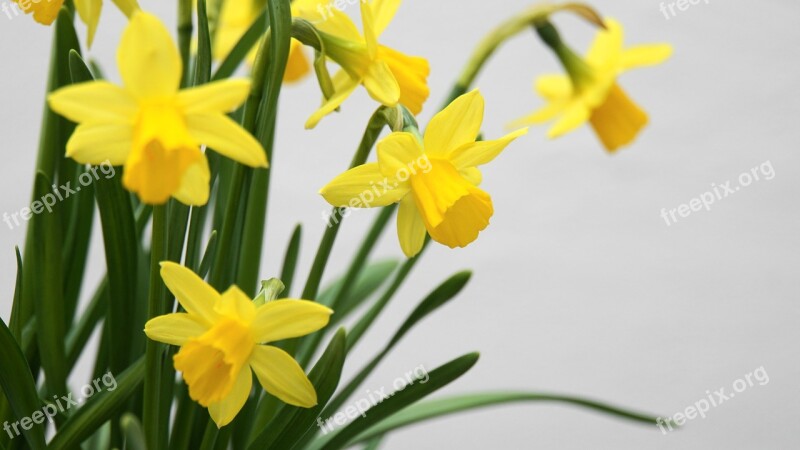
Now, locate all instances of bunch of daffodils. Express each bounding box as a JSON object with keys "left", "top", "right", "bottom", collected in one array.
[{"left": 0, "top": 1, "right": 670, "bottom": 449}]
